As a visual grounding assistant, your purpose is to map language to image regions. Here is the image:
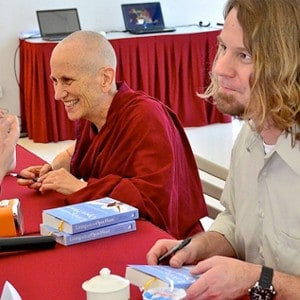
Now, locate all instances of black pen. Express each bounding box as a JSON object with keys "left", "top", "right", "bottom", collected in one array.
[
  {"left": 158, "top": 237, "right": 192, "bottom": 264},
  {"left": 9, "top": 173, "right": 38, "bottom": 182}
]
